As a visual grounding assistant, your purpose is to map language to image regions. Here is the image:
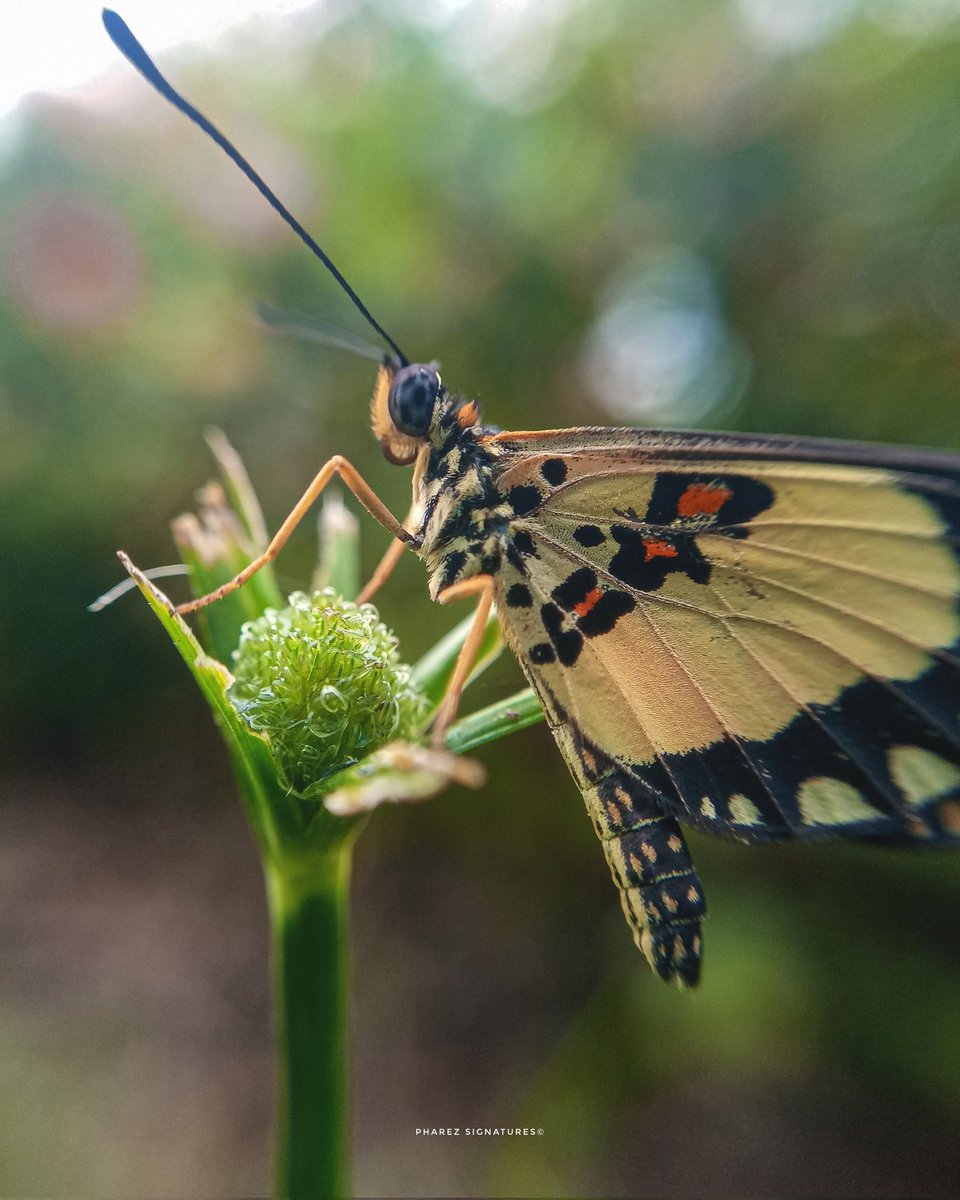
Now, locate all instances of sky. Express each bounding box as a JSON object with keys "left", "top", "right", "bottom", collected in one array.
[
  {"left": 0, "top": 0, "right": 325, "bottom": 119},
  {"left": 6, "top": 0, "right": 957, "bottom": 122}
]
